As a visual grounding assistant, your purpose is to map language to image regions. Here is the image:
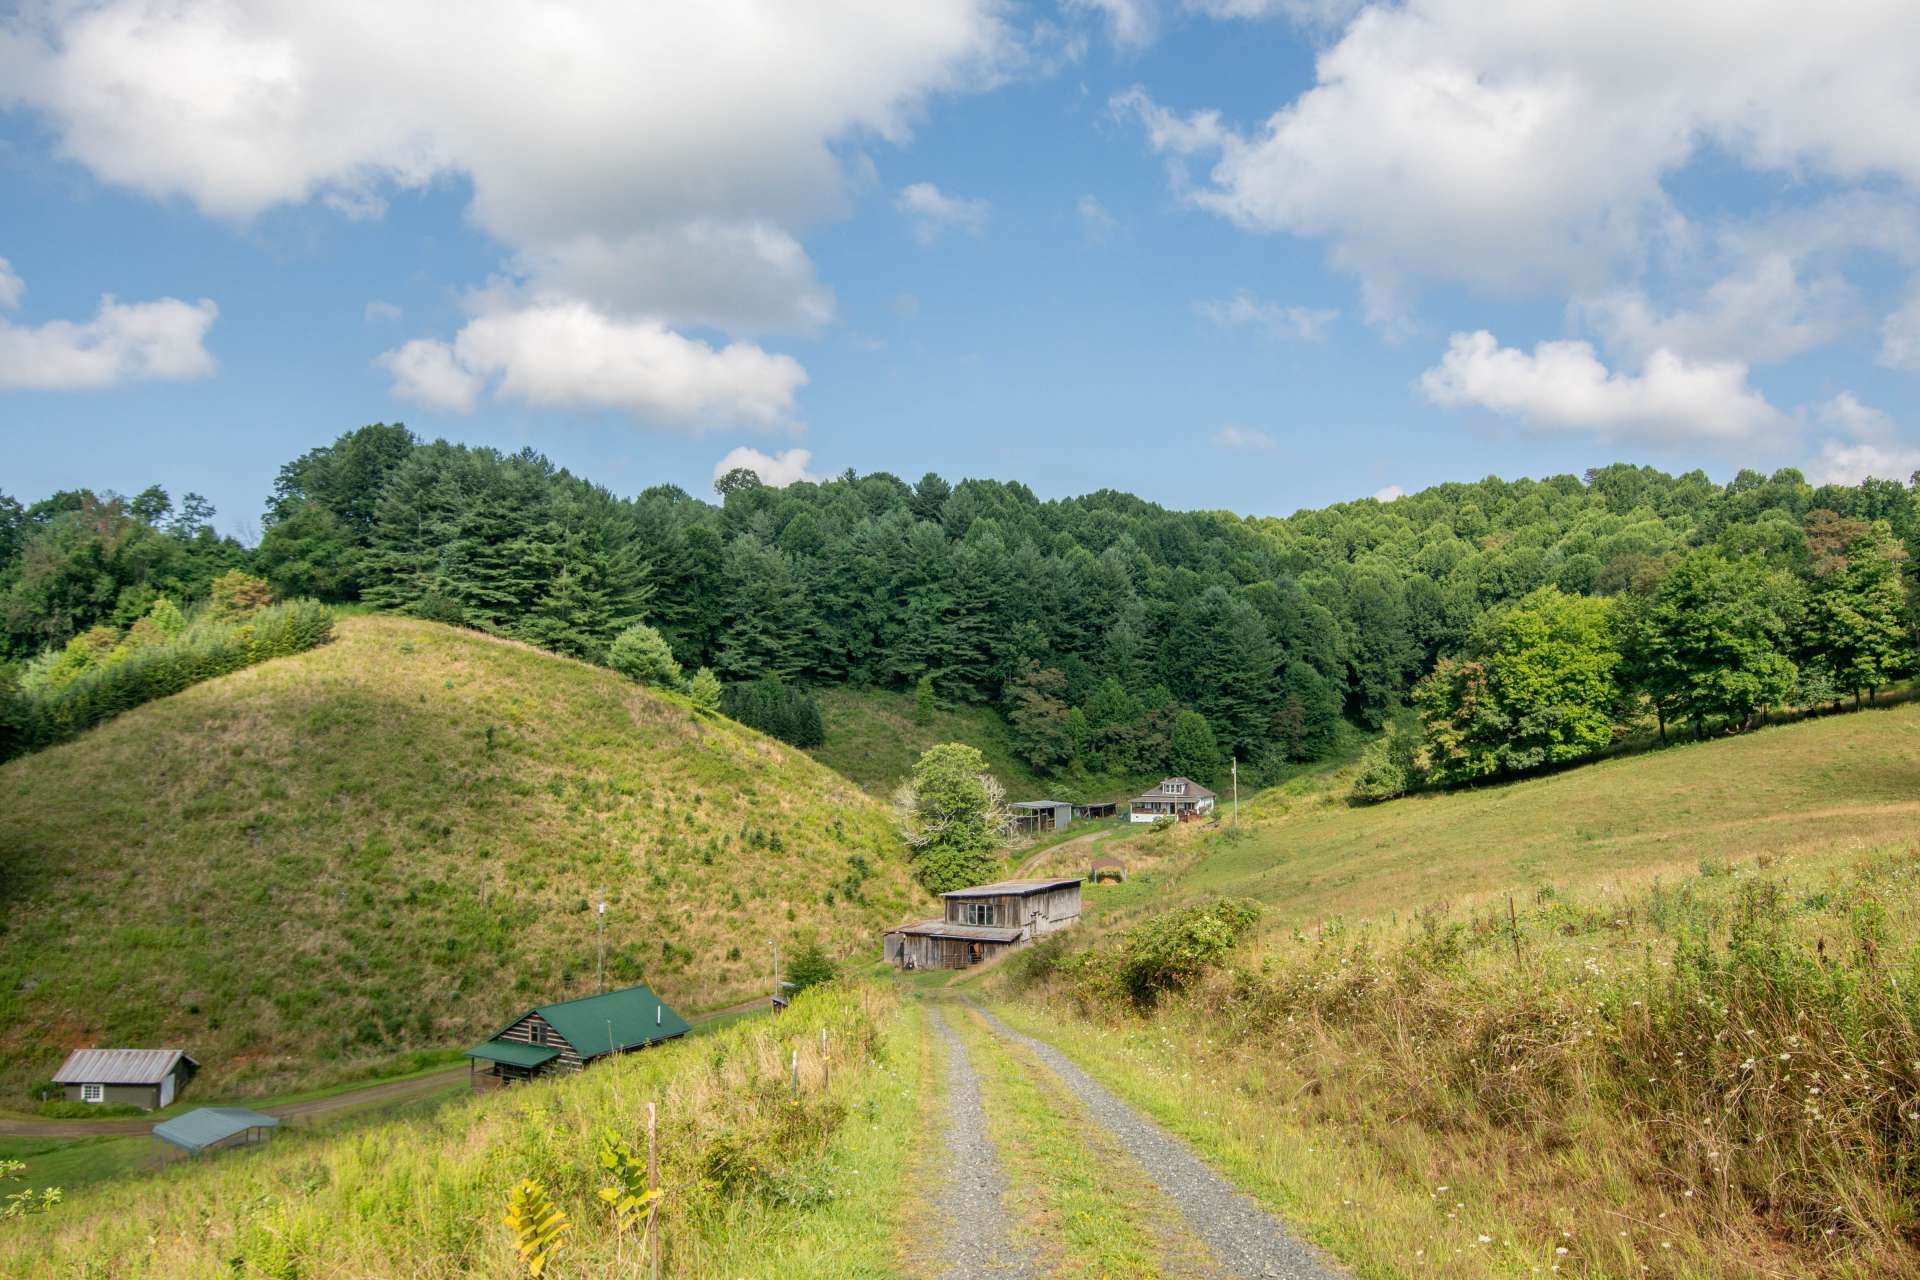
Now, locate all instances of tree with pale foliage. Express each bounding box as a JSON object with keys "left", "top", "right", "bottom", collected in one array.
[
  {"left": 687, "top": 666, "right": 722, "bottom": 713},
  {"left": 891, "top": 742, "right": 1007, "bottom": 894},
  {"left": 607, "top": 622, "right": 682, "bottom": 688}
]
